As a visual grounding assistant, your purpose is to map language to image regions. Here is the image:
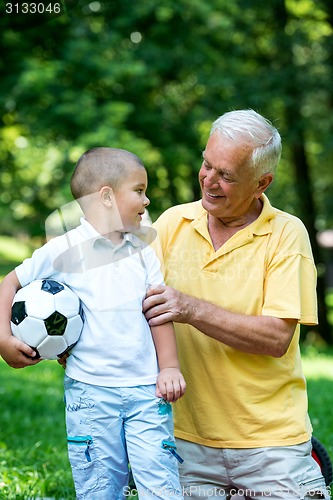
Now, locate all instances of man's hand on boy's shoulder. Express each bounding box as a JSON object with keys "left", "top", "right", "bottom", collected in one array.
[{"left": 0, "top": 335, "right": 40, "bottom": 368}]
